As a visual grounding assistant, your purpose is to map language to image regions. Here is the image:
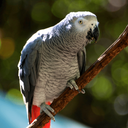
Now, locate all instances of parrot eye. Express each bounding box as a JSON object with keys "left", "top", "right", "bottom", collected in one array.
[{"left": 79, "top": 20, "right": 83, "bottom": 24}]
